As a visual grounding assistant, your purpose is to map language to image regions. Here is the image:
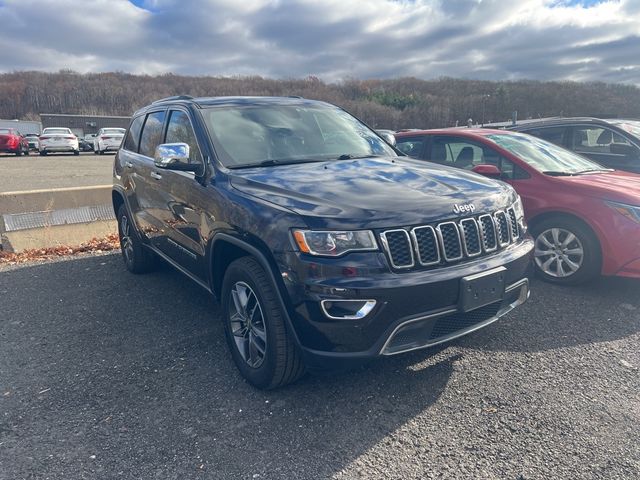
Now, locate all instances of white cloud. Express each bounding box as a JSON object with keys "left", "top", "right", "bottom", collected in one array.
[{"left": 0, "top": 0, "right": 637, "bottom": 83}]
